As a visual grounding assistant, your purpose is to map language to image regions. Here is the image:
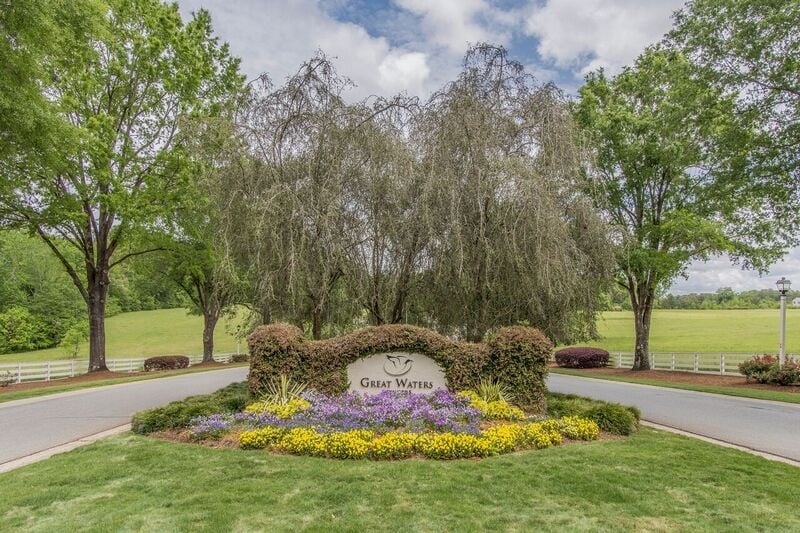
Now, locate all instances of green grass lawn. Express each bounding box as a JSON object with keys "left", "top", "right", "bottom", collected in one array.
[
  {"left": 579, "top": 308, "right": 800, "bottom": 353},
  {"left": 0, "top": 429, "right": 797, "bottom": 531},
  {"left": 0, "top": 308, "right": 245, "bottom": 363},
  {"left": 4, "top": 307, "right": 798, "bottom": 364}
]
